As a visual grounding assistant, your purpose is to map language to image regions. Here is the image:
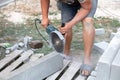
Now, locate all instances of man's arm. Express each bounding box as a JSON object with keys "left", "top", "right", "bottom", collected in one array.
[
  {"left": 59, "top": 0, "right": 92, "bottom": 34},
  {"left": 68, "top": 0, "right": 92, "bottom": 27},
  {"left": 40, "top": 0, "right": 50, "bottom": 28}
]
